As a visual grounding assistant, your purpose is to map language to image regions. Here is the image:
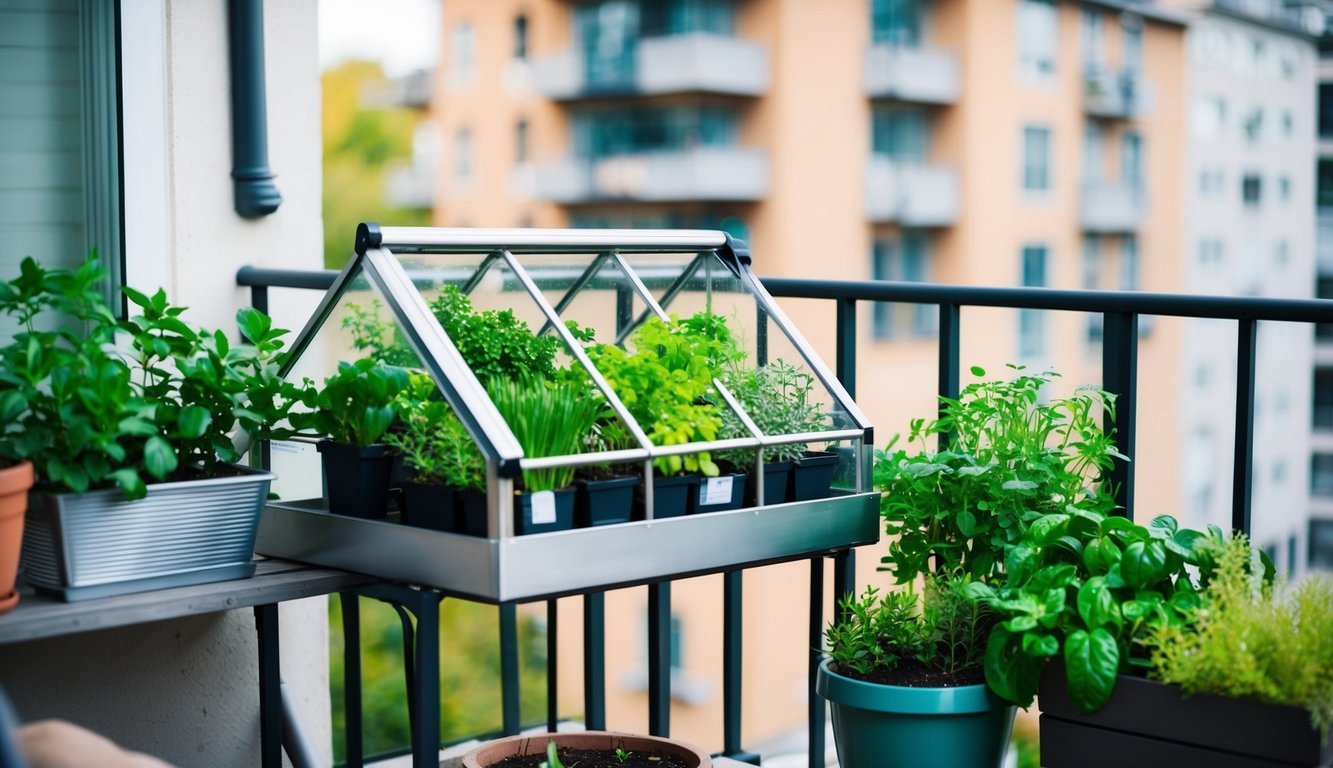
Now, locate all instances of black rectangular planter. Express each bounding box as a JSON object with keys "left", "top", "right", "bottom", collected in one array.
[
  {"left": 1039, "top": 664, "right": 1333, "bottom": 767},
  {"left": 750, "top": 460, "right": 793, "bottom": 506},
  {"left": 399, "top": 481, "right": 458, "bottom": 531},
  {"left": 574, "top": 475, "right": 639, "bottom": 527},
  {"left": 457, "top": 488, "right": 489, "bottom": 537},
  {"left": 790, "top": 450, "right": 839, "bottom": 502},
  {"left": 514, "top": 488, "right": 576, "bottom": 535},
  {"left": 317, "top": 440, "right": 394, "bottom": 519},
  {"left": 634, "top": 474, "right": 700, "bottom": 519},
  {"left": 694, "top": 471, "right": 748, "bottom": 514}
]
